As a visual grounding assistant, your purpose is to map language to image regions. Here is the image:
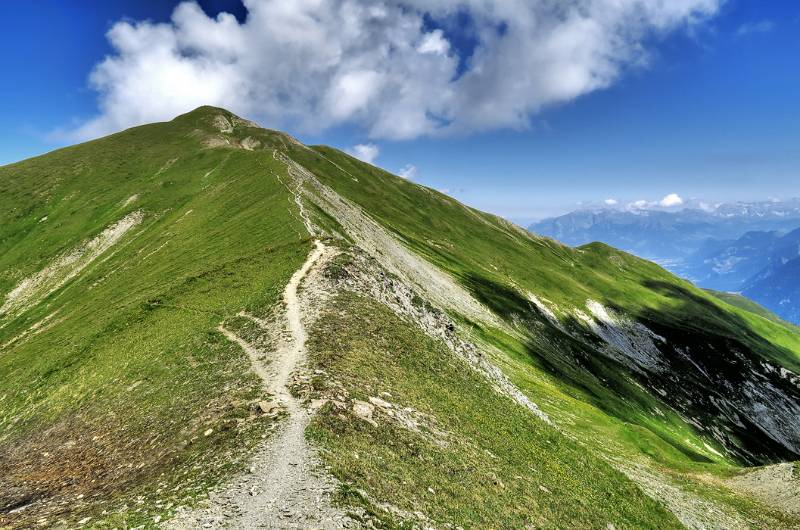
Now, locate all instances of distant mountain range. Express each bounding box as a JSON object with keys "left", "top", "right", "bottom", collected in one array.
[
  {"left": 687, "top": 228, "right": 800, "bottom": 324},
  {"left": 741, "top": 235, "right": 800, "bottom": 325},
  {"left": 530, "top": 201, "right": 800, "bottom": 323},
  {"left": 683, "top": 227, "right": 800, "bottom": 290},
  {"left": 530, "top": 200, "right": 800, "bottom": 262}
]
